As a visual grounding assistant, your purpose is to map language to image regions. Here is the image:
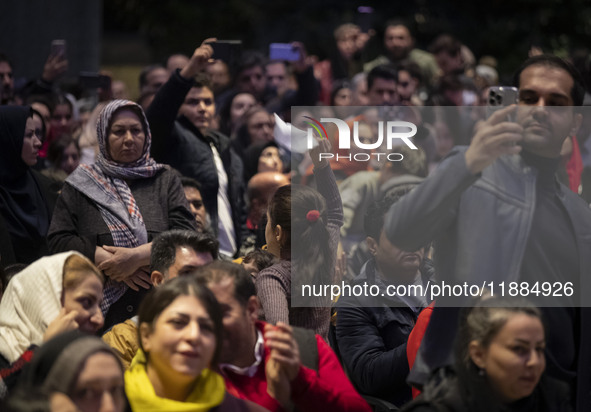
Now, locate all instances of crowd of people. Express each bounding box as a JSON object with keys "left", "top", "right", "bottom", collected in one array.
[{"left": 1, "top": 16, "right": 590, "bottom": 412}]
